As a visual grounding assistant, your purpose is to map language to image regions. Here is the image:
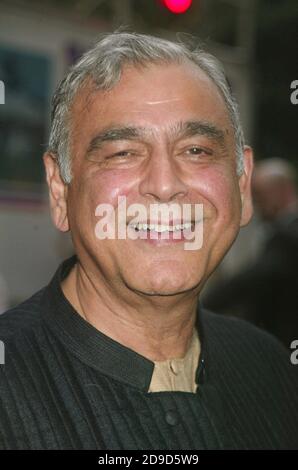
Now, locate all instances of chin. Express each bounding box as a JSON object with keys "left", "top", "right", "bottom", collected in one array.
[
  {"left": 128, "top": 271, "right": 202, "bottom": 297},
  {"left": 122, "top": 257, "right": 206, "bottom": 296}
]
